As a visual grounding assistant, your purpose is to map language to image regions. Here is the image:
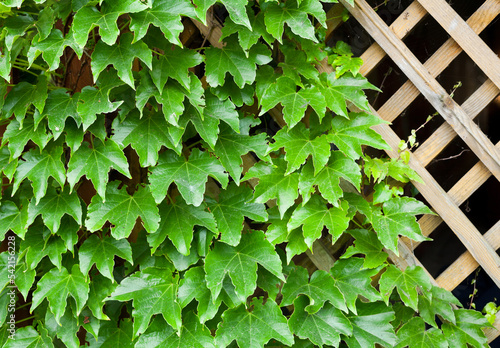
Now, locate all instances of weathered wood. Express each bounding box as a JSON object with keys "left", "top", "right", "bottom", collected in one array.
[
  {"left": 325, "top": 4, "right": 346, "bottom": 42},
  {"left": 377, "top": 0, "right": 500, "bottom": 123},
  {"left": 417, "top": 0, "right": 500, "bottom": 91}
]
